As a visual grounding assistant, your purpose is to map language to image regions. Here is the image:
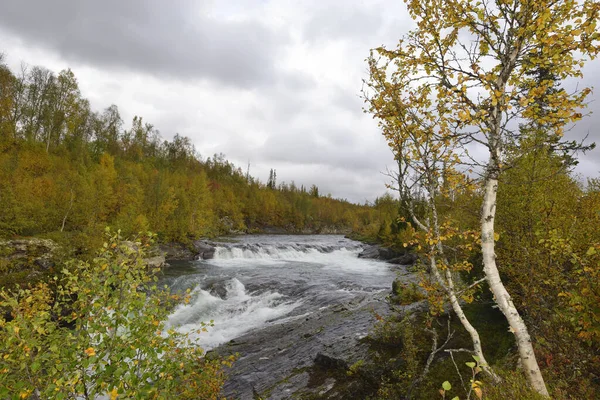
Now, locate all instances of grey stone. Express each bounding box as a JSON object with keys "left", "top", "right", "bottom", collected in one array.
[
  {"left": 358, "top": 244, "right": 407, "bottom": 261},
  {"left": 193, "top": 240, "right": 216, "bottom": 259},
  {"left": 158, "top": 242, "right": 197, "bottom": 261},
  {"left": 314, "top": 353, "right": 348, "bottom": 371},
  {"left": 387, "top": 253, "right": 418, "bottom": 265}
]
